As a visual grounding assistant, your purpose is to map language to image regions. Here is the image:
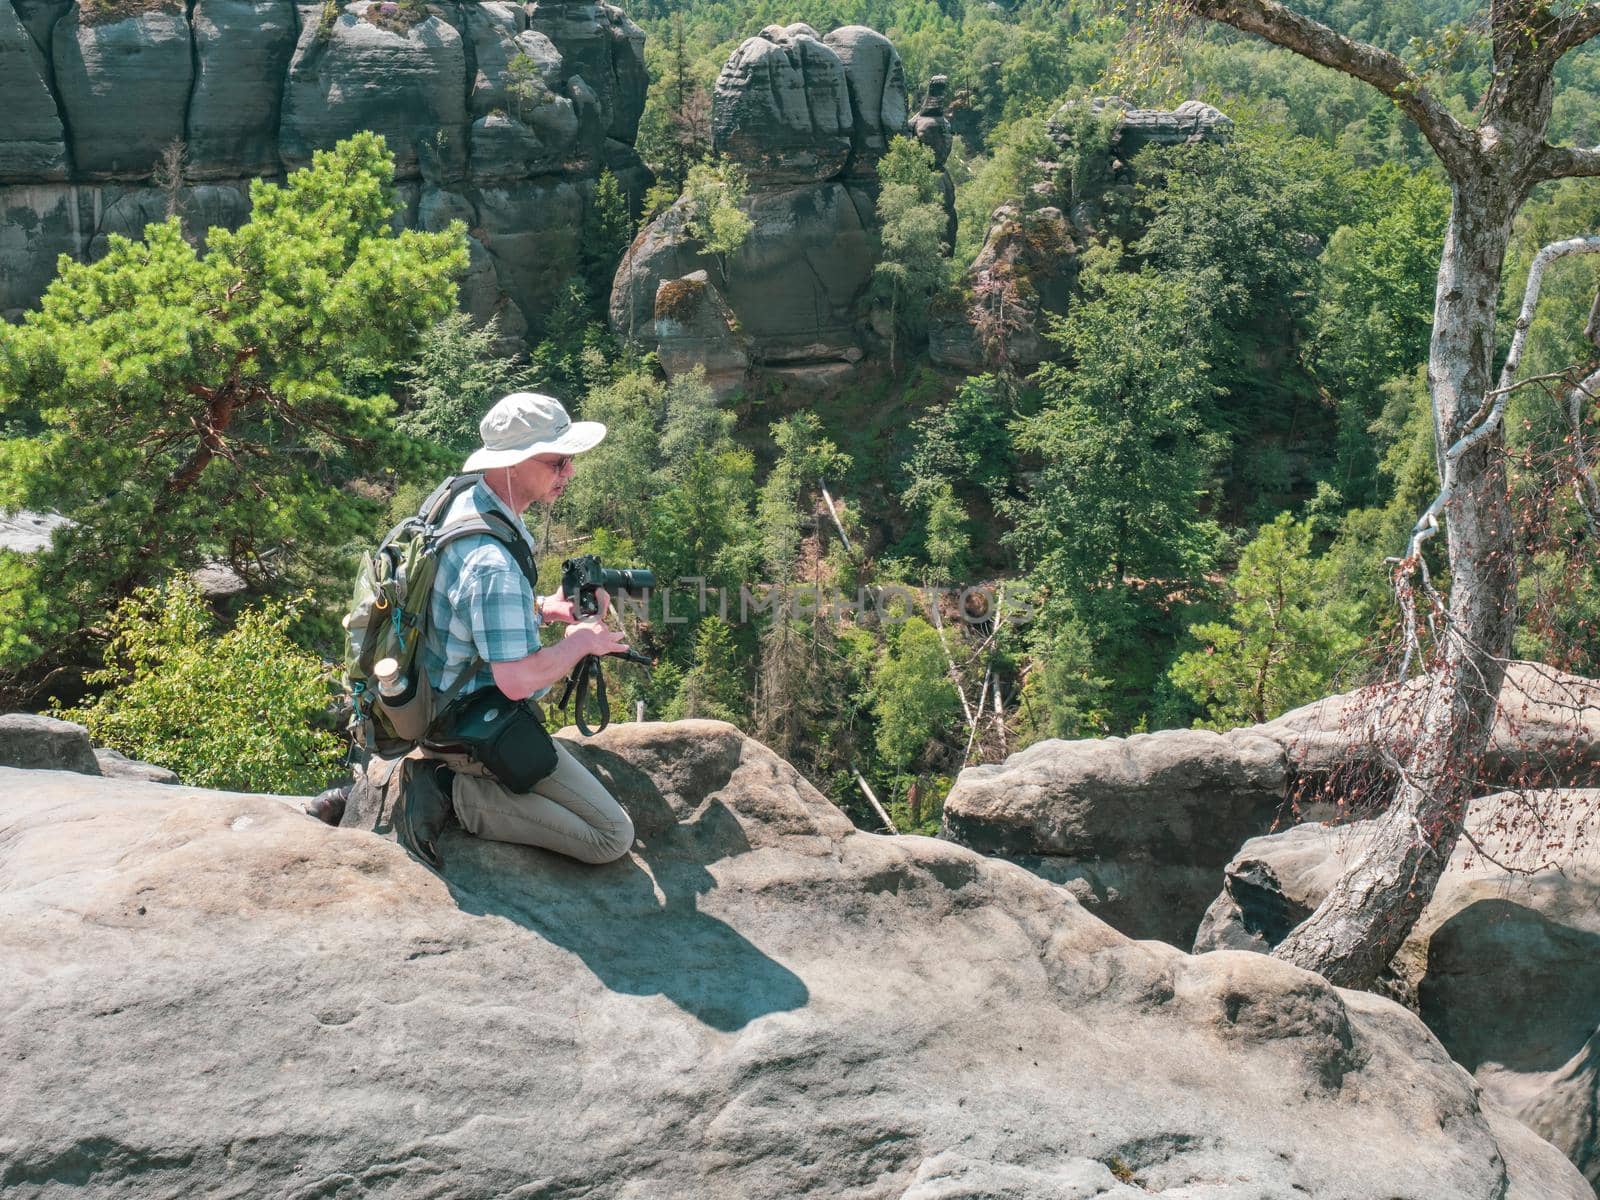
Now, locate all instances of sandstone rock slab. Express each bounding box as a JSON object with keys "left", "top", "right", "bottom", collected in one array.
[
  {"left": 94, "top": 748, "right": 179, "bottom": 784},
  {"left": 52, "top": 6, "right": 192, "bottom": 179},
  {"left": 187, "top": 0, "right": 297, "bottom": 178},
  {"left": 0, "top": 713, "right": 99, "bottom": 774},
  {"left": 0, "top": 1, "right": 68, "bottom": 181},
  {"left": 1195, "top": 790, "right": 1600, "bottom": 1188},
  {"left": 0, "top": 723, "right": 1591, "bottom": 1198},
  {"left": 941, "top": 727, "right": 1287, "bottom": 946}
]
